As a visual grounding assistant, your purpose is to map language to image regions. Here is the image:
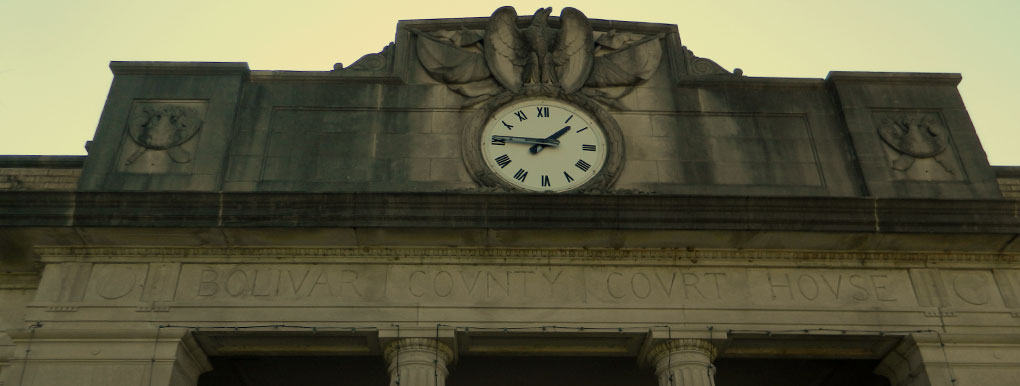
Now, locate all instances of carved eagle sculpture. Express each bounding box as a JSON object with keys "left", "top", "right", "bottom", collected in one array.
[
  {"left": 484, "top": 6, "right": 593, "bottom": 94},
  {"left": 412, "top": 6, "right": 662, "bottom": 105}
]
